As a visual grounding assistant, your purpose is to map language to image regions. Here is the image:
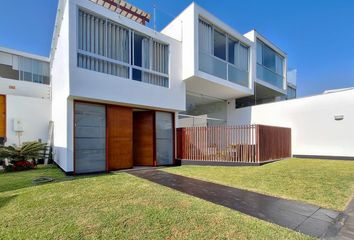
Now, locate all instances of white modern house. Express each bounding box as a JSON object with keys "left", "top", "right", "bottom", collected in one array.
[{"left": 1, "top": 0, "right": 352, "bottom": 174}]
